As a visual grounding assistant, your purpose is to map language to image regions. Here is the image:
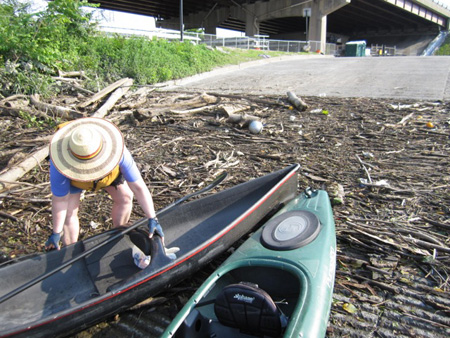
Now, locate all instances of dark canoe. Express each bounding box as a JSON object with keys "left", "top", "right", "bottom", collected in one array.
[
  {"left": 163, "top": 188, "right": 336, "bottom": 338},
  {"left": 0, "top": 164, "right": 299, "bottom": 338}
]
